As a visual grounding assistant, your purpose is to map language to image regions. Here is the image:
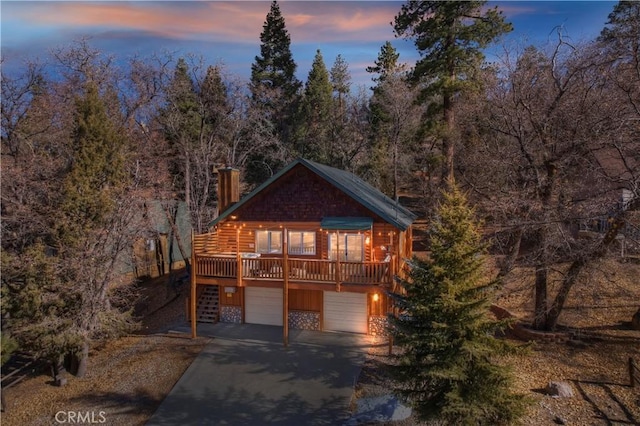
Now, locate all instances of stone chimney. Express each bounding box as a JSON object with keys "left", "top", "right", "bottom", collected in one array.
[{"left": 217, "top": 167, "right": 240, "bottom": 214}]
